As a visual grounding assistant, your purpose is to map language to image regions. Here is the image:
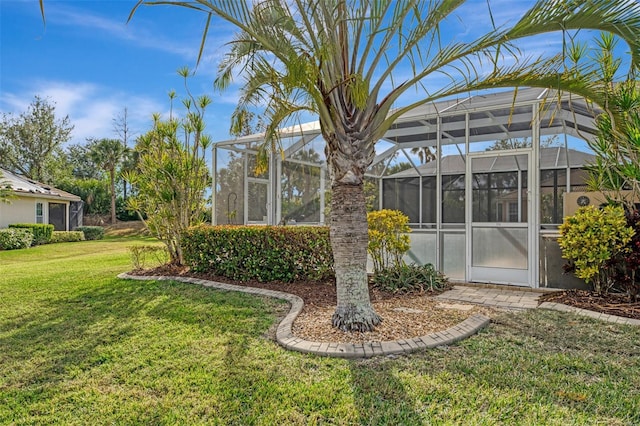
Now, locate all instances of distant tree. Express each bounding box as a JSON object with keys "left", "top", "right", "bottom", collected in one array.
[
  {"left": 410, "top": 147, "right": 436, "bottom": 164},
  {"left": 89, "top": 138, "right": 128, "bottom": 224},
  {"left": 486, "top": 135, "right": 560, "bottom": 151},
  {"left": 113, "top": 107, "right": 136, "bottom": 200},
  {"left": 56, "top": 177, "right": 110, "bottom": 215},
  {"left": 0, "top": 171, "right": 14, "bottom": 203},
  {"left": 64, "top": 143, "right": 103, "bottom": 180},
  {"left": 125, "top": 70, "right": 212, "bottom": 265},
  {"left": 0, "top": 96, "right": 73, "bottom": 183}
]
